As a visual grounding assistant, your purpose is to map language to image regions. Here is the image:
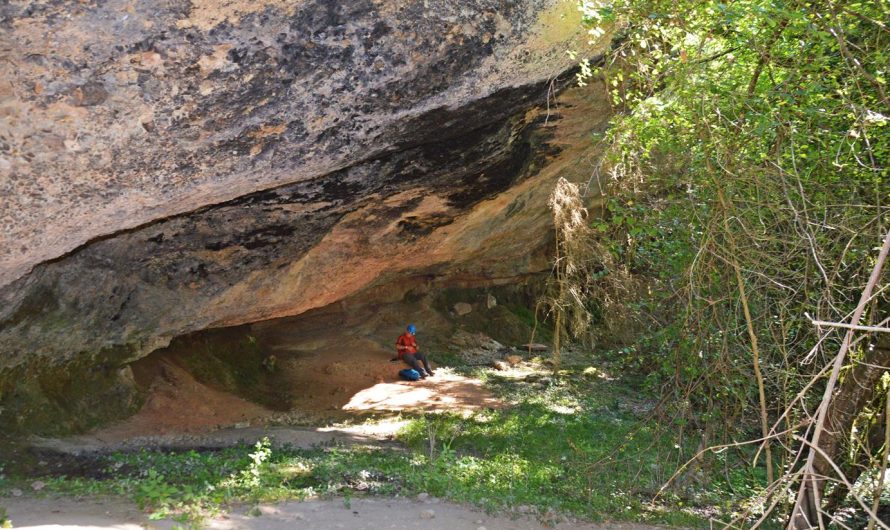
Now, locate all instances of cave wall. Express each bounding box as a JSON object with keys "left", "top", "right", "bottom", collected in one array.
[{"left": 0, "top": 0, "right": 613, "bottom": 433}]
